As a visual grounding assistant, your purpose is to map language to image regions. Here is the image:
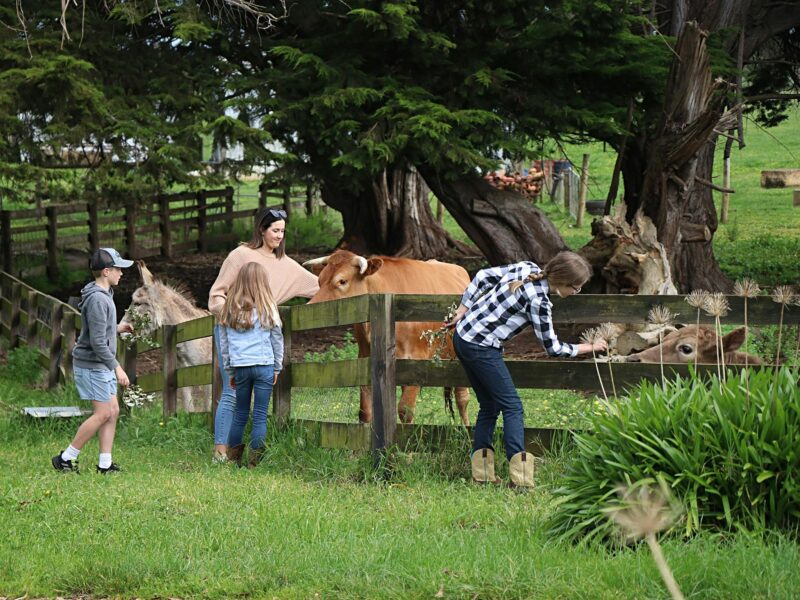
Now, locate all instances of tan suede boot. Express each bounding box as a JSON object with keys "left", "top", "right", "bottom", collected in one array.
[
  {"left": 471, "top": 448, "right": 501, "bottom": 484},
  {"left": 227, "top": 444, "right": 245, "bottom": 467},
  {"left": 248, "top": 446, "right": 265, "bottom": 469},
  {"left": 508, "top": 451, "right": 535, "bottom": 489}
]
